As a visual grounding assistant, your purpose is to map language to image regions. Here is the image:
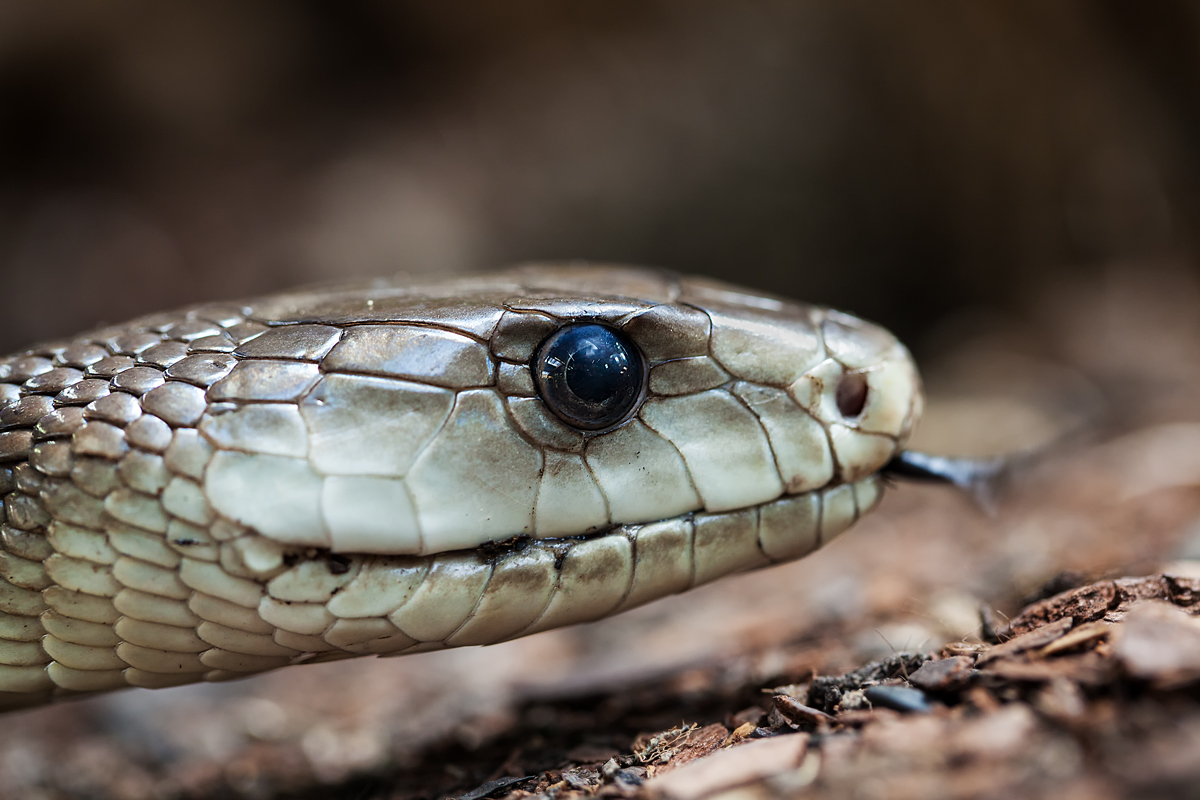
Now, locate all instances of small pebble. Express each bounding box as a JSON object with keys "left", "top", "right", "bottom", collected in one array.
[{"left": 864, "top": 685, "right": 932, "bottom": 713}]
